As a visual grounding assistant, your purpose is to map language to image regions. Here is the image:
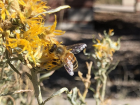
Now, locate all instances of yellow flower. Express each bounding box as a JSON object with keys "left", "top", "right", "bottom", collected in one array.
[
  {"left": 96, "top": 51, "right": 103, "bottom": 59},
  {"left": 6, "top": 14, "right": 63, "bottom": 65},
  {"left": 0, "top": 27, "right": 3, "bottom": 32},
  {"left": 108, "top": 29, "right": 114, "bottom": 36},
  {"left": 0, "top": 1, "right": 9, "bottom": 20},
  {"left": 18, "top": 0, "right": 49, "bottom": 18},
  {"left": 44, "top": 15, "right": 65, "bottom": 38},
  {"left": 93, "top": 41, "right": 108, "bottom": 53},
  {"left": 107, "top": 48, "right": 115, "bottom": 56},
  {"left": 0, "top": 0, "right": 70, "bottom": 70},
  {"left": 93, "top": 38, "right": 116, "bottom": 59}
]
